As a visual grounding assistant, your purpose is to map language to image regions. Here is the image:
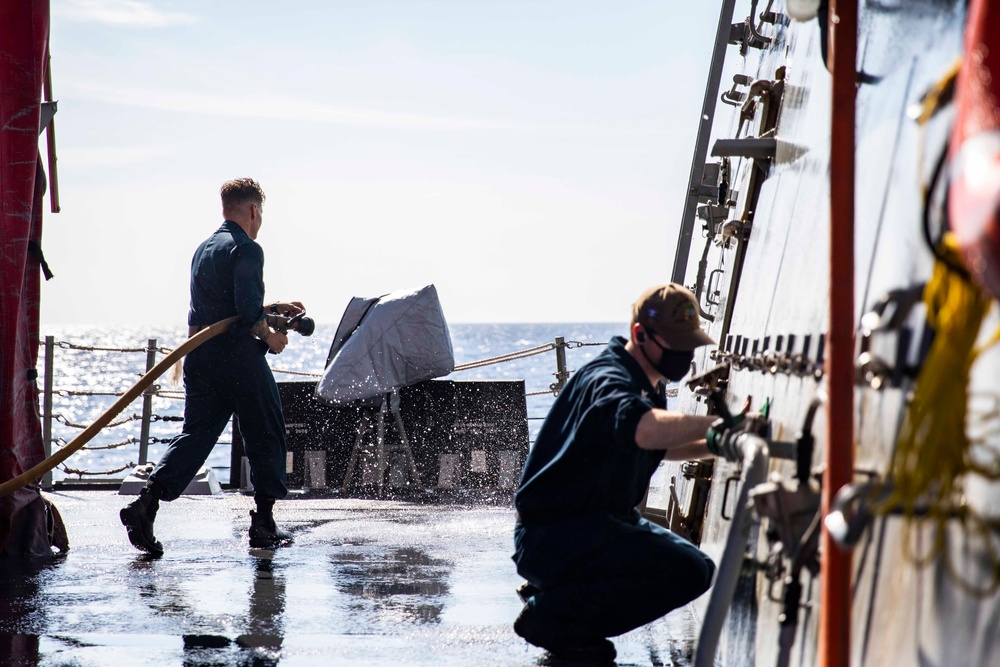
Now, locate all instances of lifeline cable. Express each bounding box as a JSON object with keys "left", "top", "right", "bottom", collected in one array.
[{"left": 0, "top": 316, "right": 237, "bottom": 498}]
